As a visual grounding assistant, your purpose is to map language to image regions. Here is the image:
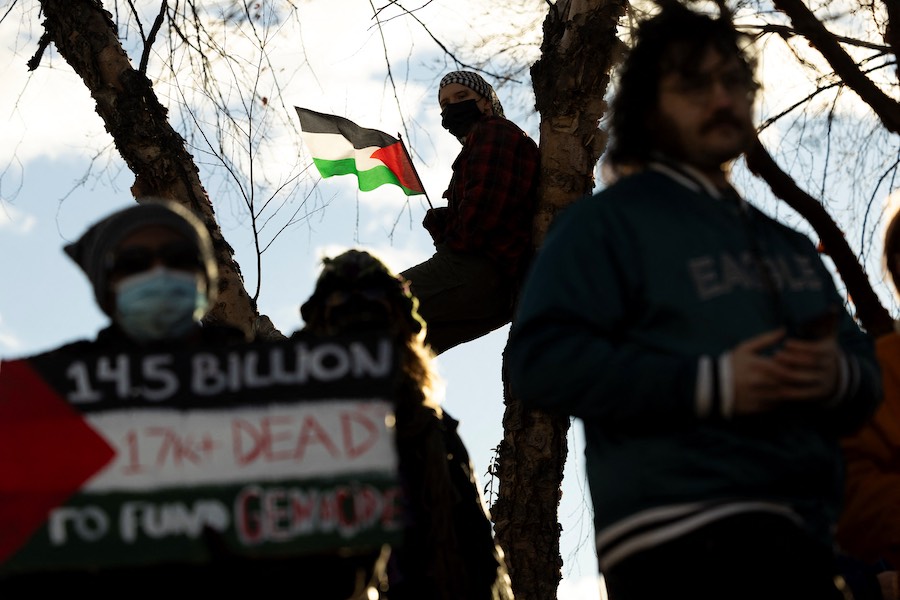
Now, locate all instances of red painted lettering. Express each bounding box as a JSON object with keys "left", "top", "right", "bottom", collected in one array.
[
  {"left": 235, "top": 486, "right": 263, "bottom": 544},
  {"left": 354, "top": 485, "right": 380, "bottom": 528},
  {"left": 341, "top": 409, "right": 378, "bottom": 459},
  {"left": 232, "top": 415, "right": 294, "bottom": 466},
  {"left": 293, "top": 415, "right": 340, "bottom": 461},
  {"left": 380, "top": 487, "right": 405, "bottom": 530},
  {"left": 289, "top": 489, "right": 317, "bottom": 535},
  {"left": 147, "top": 427, "right": 203, "bottom": 466},
  {"left": 263, "top": 487, "right": 291, "bottom": 541}
]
